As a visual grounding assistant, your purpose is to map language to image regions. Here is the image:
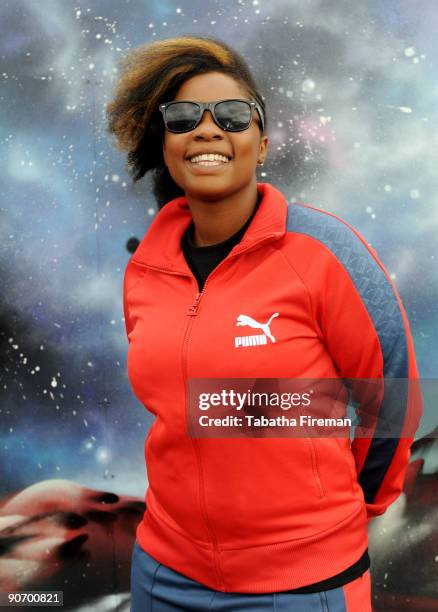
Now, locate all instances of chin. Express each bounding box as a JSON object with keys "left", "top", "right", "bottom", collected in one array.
[{"left": 183, "top": 182, "right": 233, "bottom": 201}]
